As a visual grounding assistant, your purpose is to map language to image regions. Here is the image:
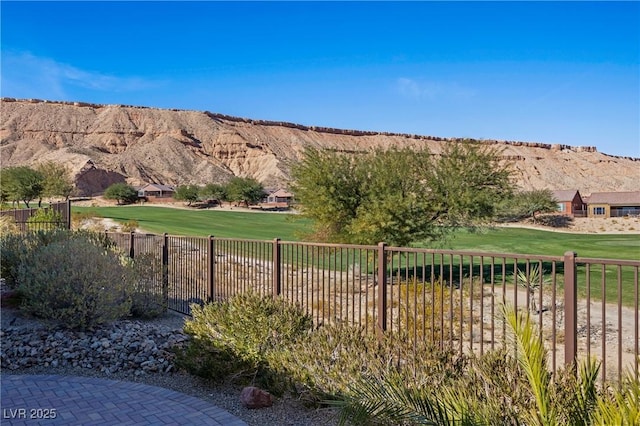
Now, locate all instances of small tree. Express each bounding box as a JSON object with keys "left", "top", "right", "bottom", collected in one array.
[
  {"left": 498, "top": 190, "right": 558, "bottom": 222},
  {"left": 103, "top": 183, "right": 138, "bottom": 205},
  {"left": 36, "top": 161, "right": 75, "bottom": 201},
  {"left": 174, "top": 185, "right": 201, "bottom": 206},
  {"left": 0, "top": 166, "right": 44, "bottom": 208},
  {"left": 226, "top": 177, "right": 265, "bottom": 206},
  {"left": 200, "top": 183, "right": 227, "bottom": 205}
]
